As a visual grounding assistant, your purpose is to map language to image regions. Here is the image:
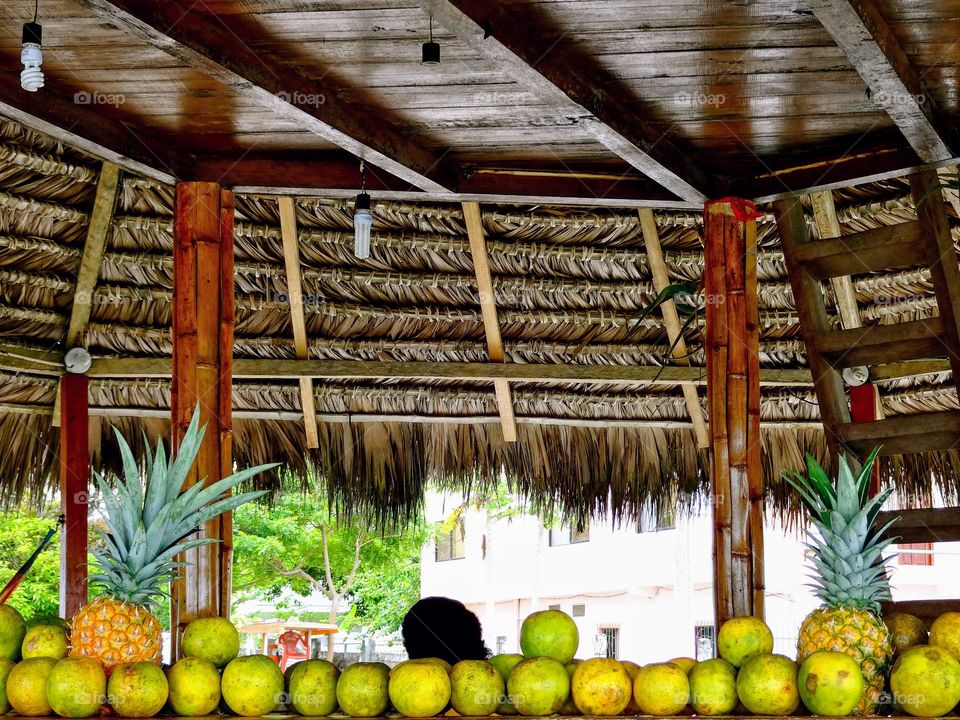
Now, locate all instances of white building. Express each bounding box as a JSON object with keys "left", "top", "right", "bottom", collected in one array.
[{"left": 421, "top": 492, "right": 960, "bottom": 665}]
